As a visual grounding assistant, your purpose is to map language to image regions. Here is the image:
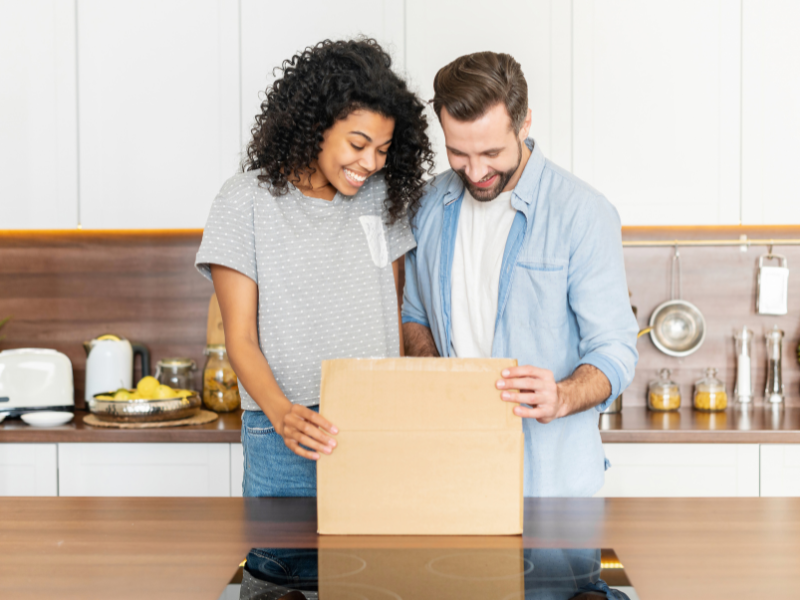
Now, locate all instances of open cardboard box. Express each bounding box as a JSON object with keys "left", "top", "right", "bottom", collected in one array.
[{"left": 317, "top": 358, "right": 523, "bottom": 535}]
